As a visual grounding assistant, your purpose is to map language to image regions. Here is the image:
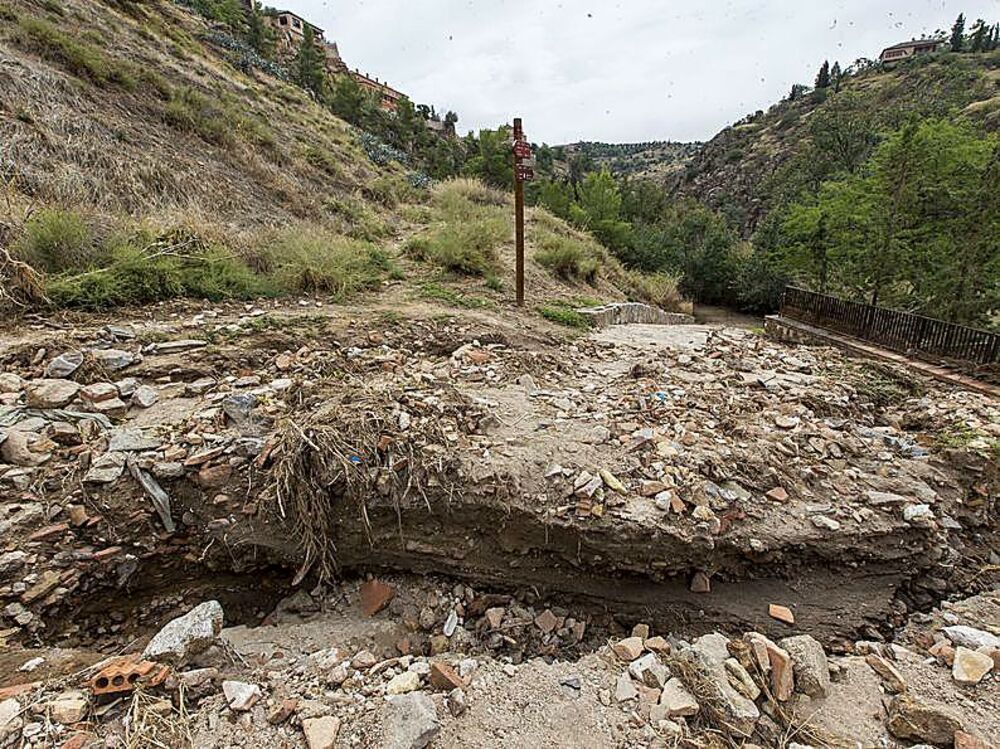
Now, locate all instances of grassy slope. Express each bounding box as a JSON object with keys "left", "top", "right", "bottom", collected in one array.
[
  {"left": 0, "top": 0, "right": 684, "bottom": 319},
  {"left": 676, "top": 50, "right": 1000, "bottom": 230}
]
